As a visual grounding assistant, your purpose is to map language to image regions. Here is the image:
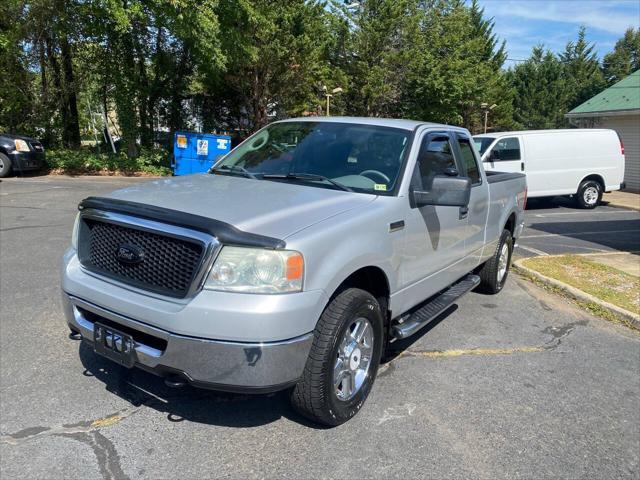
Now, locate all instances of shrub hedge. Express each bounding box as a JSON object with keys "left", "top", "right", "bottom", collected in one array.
[{"left": 45, "top": 148, "right": 172, "bottom": 176}]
